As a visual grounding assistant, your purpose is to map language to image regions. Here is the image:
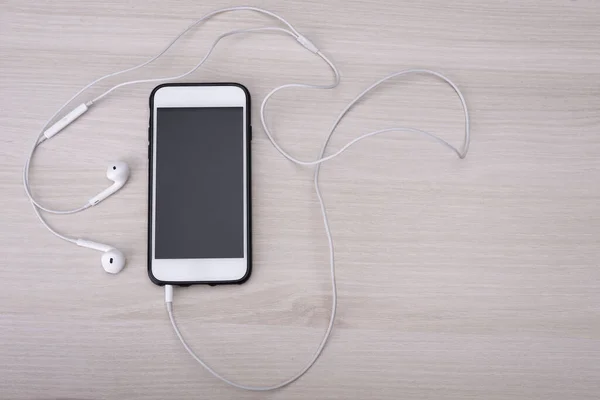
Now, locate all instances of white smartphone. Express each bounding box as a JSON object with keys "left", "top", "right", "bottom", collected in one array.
[{"left": 148, "top": 83, "right": 252, "bottom": 285}]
